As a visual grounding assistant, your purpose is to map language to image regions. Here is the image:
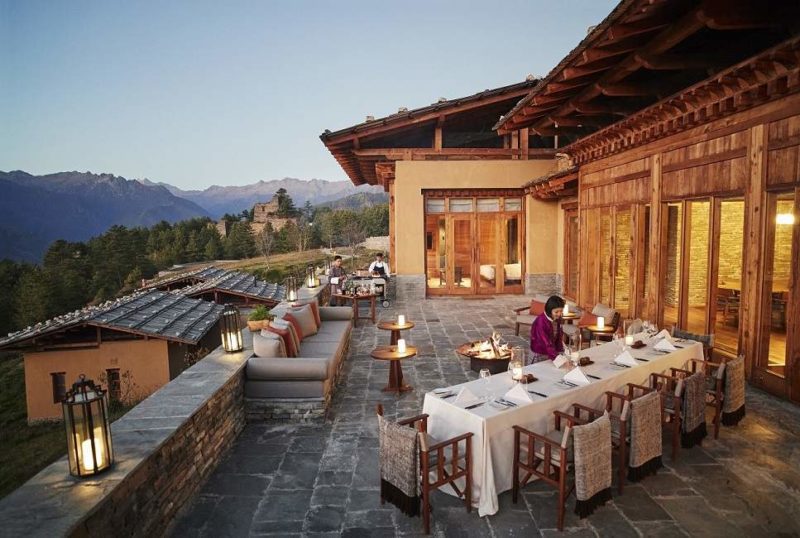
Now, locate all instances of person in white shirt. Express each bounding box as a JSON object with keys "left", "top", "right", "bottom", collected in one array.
[{"left": 368, "top": 252, "right": 390, "bottom": 277}]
